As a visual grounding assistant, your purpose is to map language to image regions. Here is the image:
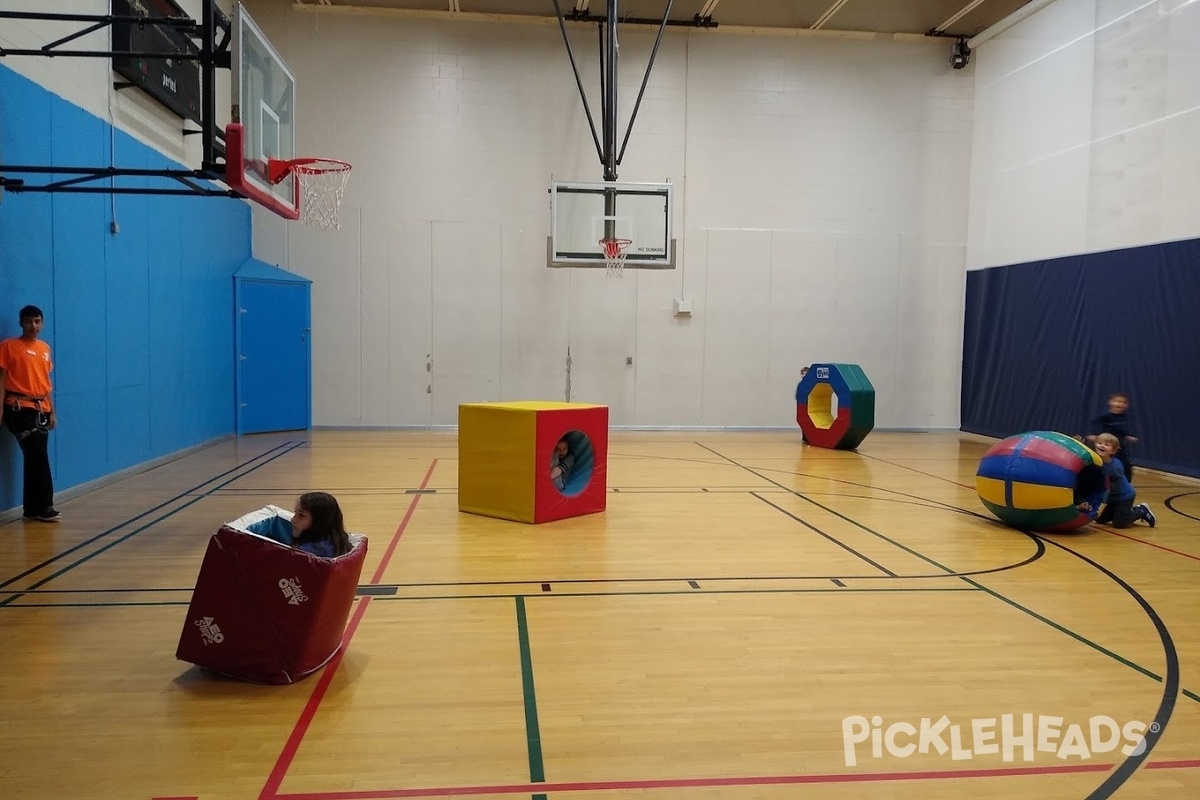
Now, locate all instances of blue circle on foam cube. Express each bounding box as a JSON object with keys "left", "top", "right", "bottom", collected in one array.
[{"left": 553, "top": 429, "right": 594, "bottom": 497}]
